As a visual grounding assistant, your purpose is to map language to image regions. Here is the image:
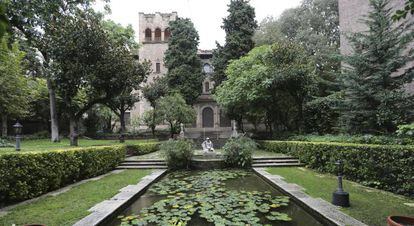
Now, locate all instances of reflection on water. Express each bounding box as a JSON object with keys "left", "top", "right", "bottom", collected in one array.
[{"left": 107, "top": 170, "right": 324, "bottom": 226}]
